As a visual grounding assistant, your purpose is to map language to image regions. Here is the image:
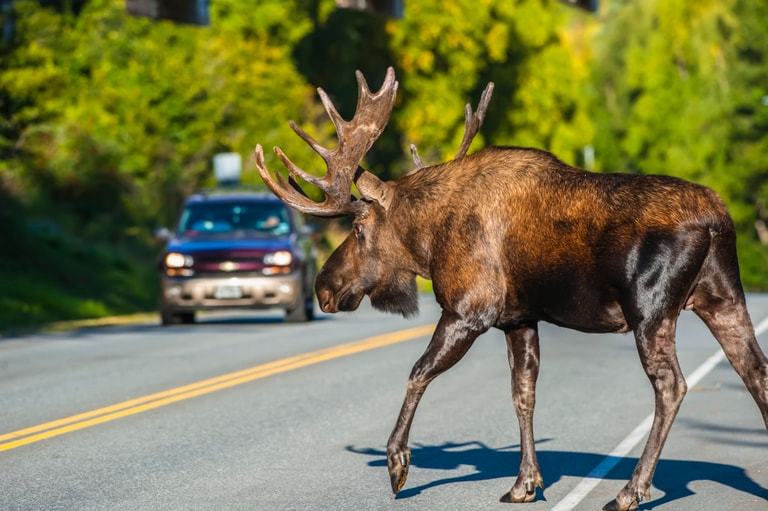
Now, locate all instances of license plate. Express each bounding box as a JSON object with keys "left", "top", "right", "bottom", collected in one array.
[{"left": 214, "top": 285, "right": 242, "bottom": 299}]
